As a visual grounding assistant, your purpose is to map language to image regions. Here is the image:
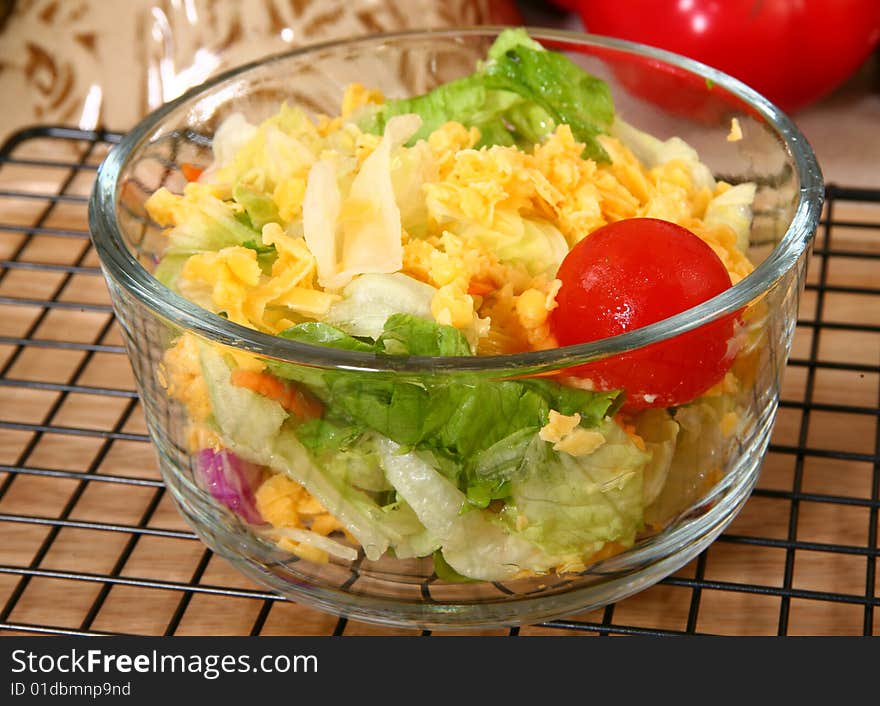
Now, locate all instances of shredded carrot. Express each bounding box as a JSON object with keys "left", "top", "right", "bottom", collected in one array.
[
  {"left": 467, "top": 279, "right": 495, "bottom": 296},
  {"left": 502, "top": 368, "right": 561, "bottom": 381},
  {"left": 285, "top": 383, "right": 325, "bottom": 420},
  {"left": 614, "top": 412, "right": 646, "bottom": 451},
  {"left": 230, "top": 369, "right": 323, "bottom": 420},
  {"left": 181, "top": 162, "right": 204, "bottom": 182}
]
